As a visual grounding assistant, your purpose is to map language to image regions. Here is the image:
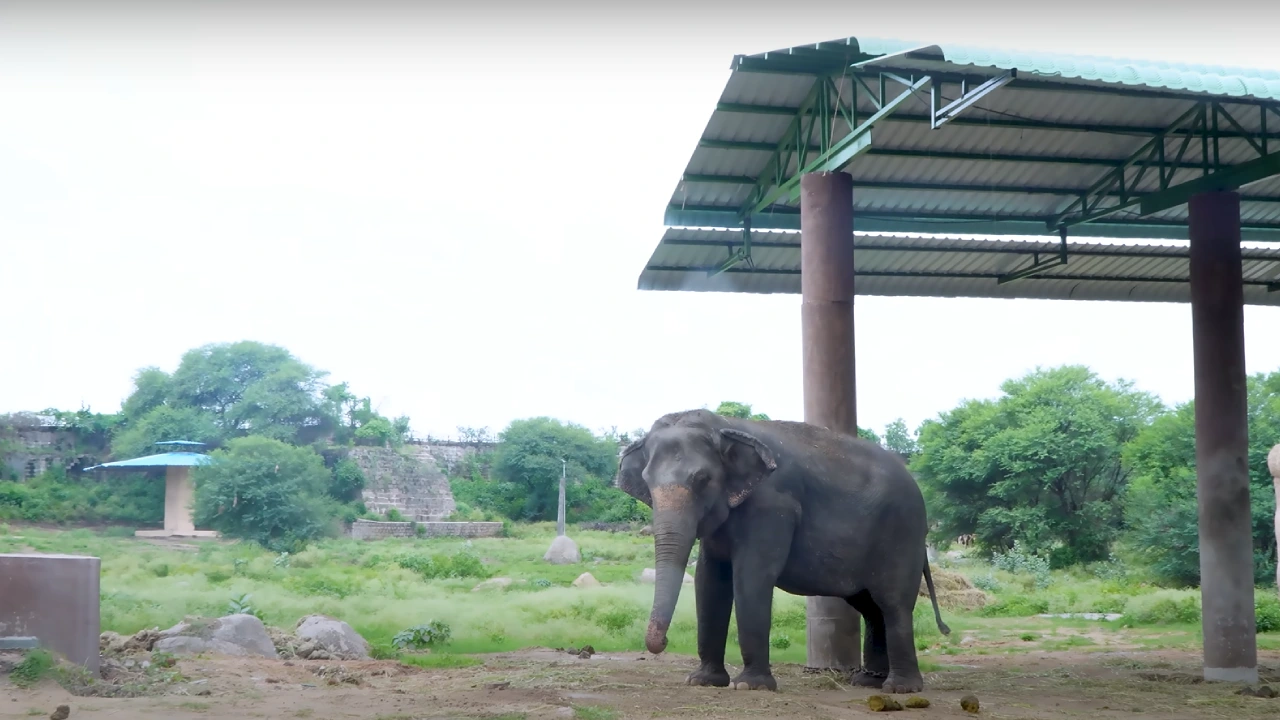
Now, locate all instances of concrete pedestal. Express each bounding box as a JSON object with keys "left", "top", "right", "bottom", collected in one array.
[
  {"left": 135, "top": 466, "right": 219, "bottom": 538},
  {"left": 0, "top": 553, "right": 101, "bottom": 672}
]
